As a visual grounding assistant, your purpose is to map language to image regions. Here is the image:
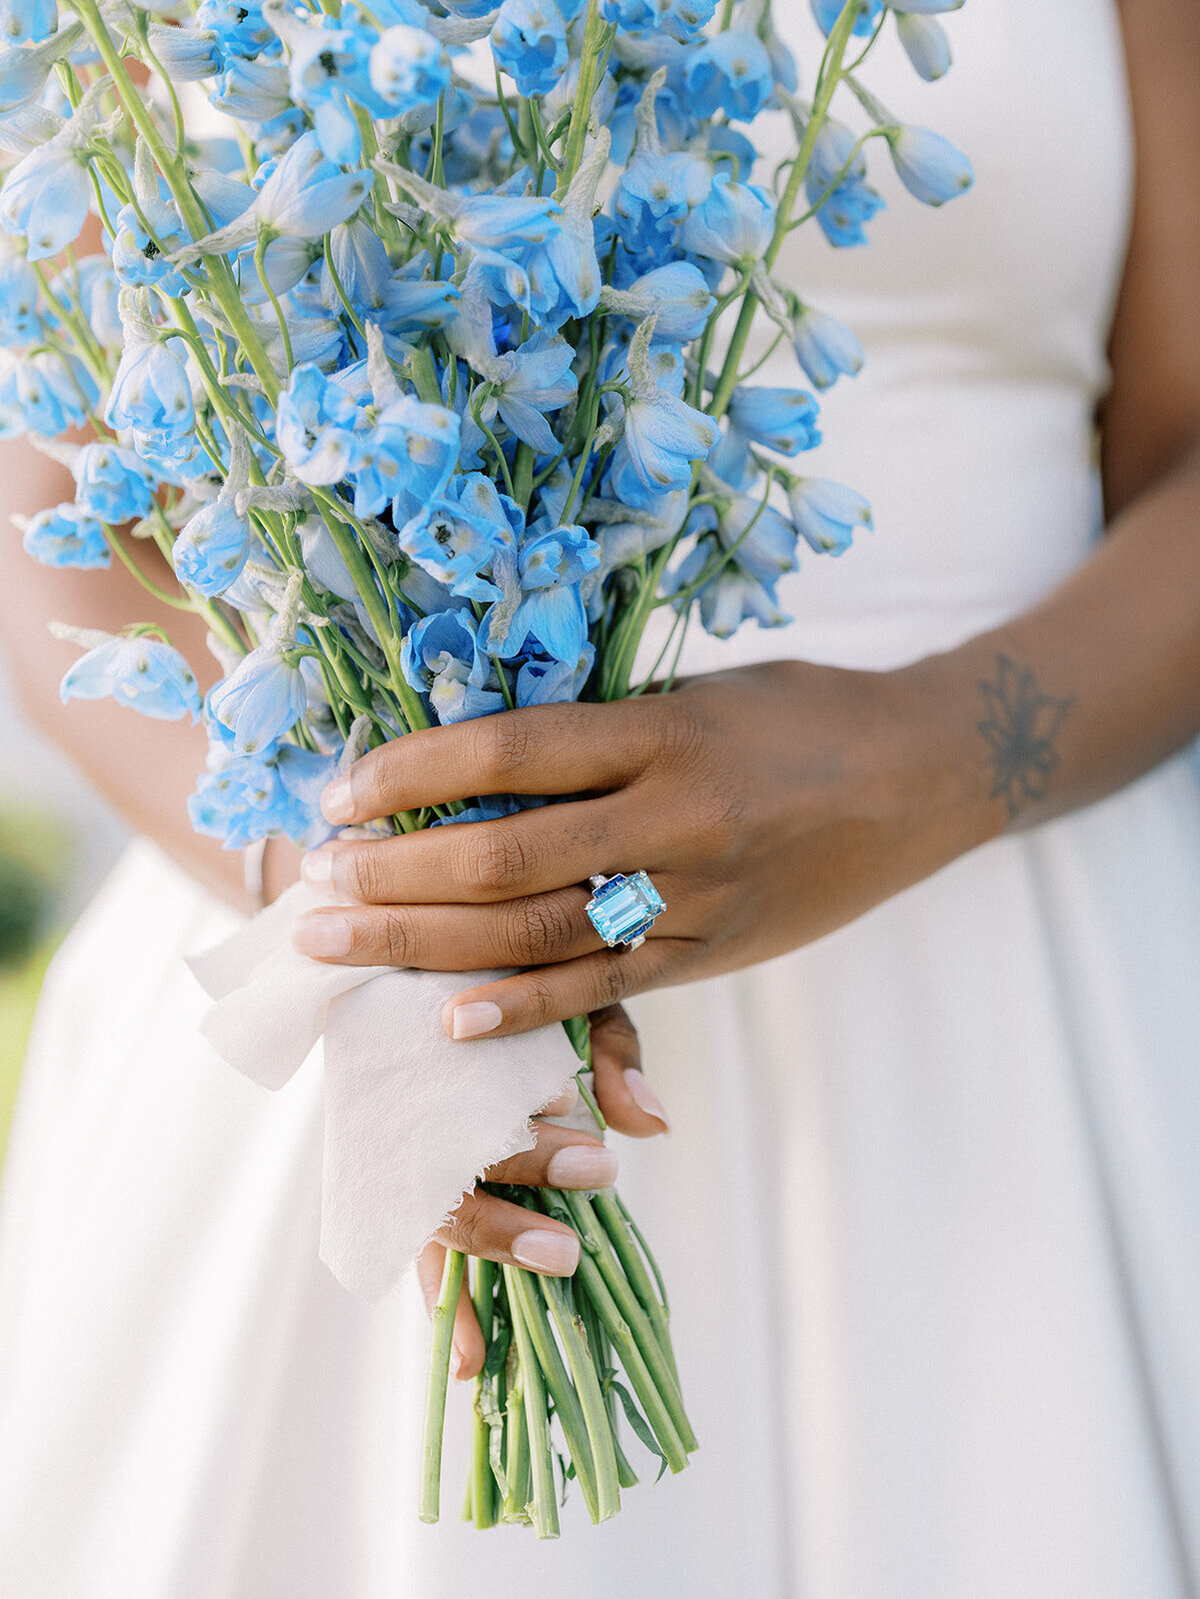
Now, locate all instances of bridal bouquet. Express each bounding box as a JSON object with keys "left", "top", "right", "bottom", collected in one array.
[{"left": 1, "top": 0, "right": 971, "bottom": 1535}]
